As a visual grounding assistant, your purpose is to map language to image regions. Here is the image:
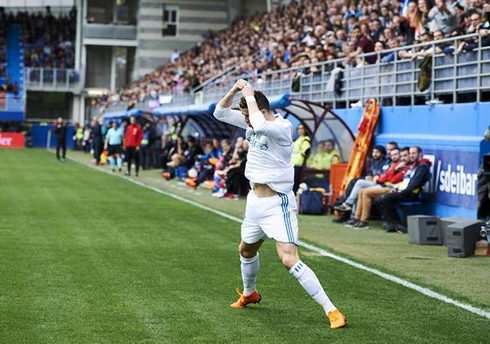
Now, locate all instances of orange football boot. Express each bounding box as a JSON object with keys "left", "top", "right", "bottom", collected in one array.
[
  {"left": 327, "top": 309, "right": 347, "bottom": 329},
  {"left": 230, "top": 288, "right": 261, "bottom": 308}
]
